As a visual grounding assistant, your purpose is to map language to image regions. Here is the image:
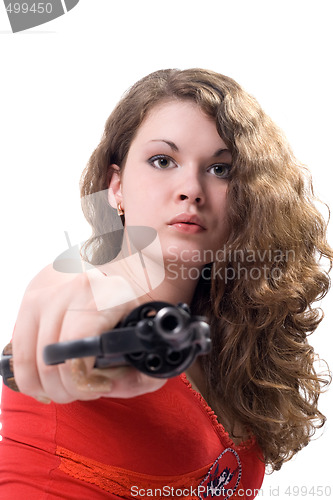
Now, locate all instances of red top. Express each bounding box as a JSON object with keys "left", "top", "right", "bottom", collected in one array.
[{"left": 0, "top": 374, "right": 265, "bottom": 499}]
